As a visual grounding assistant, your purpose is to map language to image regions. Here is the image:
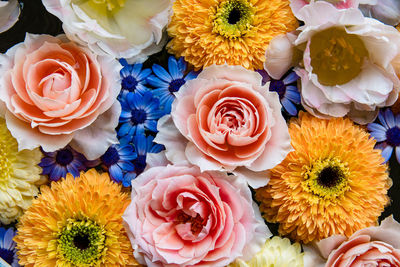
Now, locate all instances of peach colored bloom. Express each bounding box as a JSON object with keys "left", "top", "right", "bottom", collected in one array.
[
  {"left": 304, "top": 216, "right": 400, "bottom": 267},
  {"left": 0, "top": 34, "right": 121, "bottom": 159},
  {"left": 155, "top": 65, "right": 292, "bottom": 189},
  {"left": 123, "top": 164, "right": 270, "bottom": 267}
]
